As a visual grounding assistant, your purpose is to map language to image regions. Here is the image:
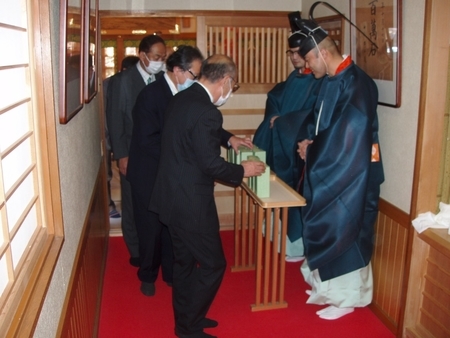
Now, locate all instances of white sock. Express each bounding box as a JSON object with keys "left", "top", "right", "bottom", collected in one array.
[
  {"left": 318, "top": 306, "right": 354, "bottom": 320},
  {"left": 316, "top": 305, "right": 333, "bottom": 315}
]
